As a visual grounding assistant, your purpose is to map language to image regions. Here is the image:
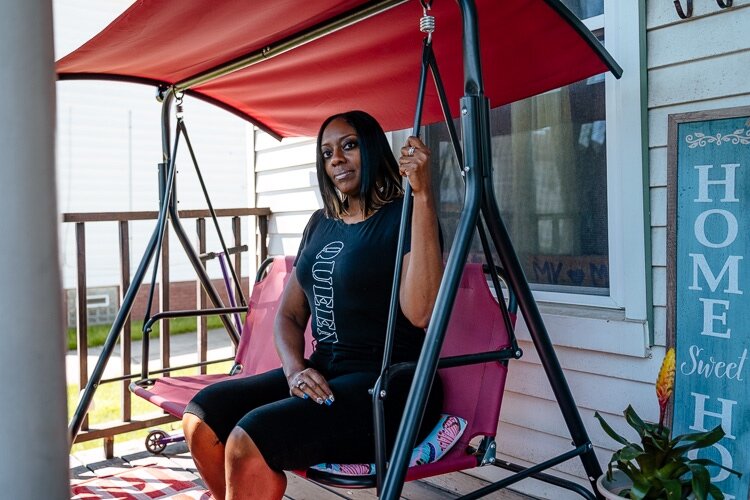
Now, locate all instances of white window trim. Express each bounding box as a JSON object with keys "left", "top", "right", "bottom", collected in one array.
[{"left": 604, "top": 0, "right": 648, "bottom": 322}]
